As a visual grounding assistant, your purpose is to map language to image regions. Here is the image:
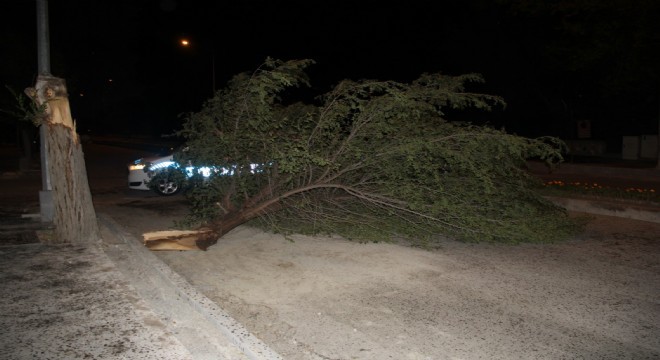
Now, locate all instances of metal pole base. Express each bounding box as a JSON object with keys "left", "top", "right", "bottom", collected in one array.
[{"left": 39, "top": 190, "right": 54, "bottom": 223}]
